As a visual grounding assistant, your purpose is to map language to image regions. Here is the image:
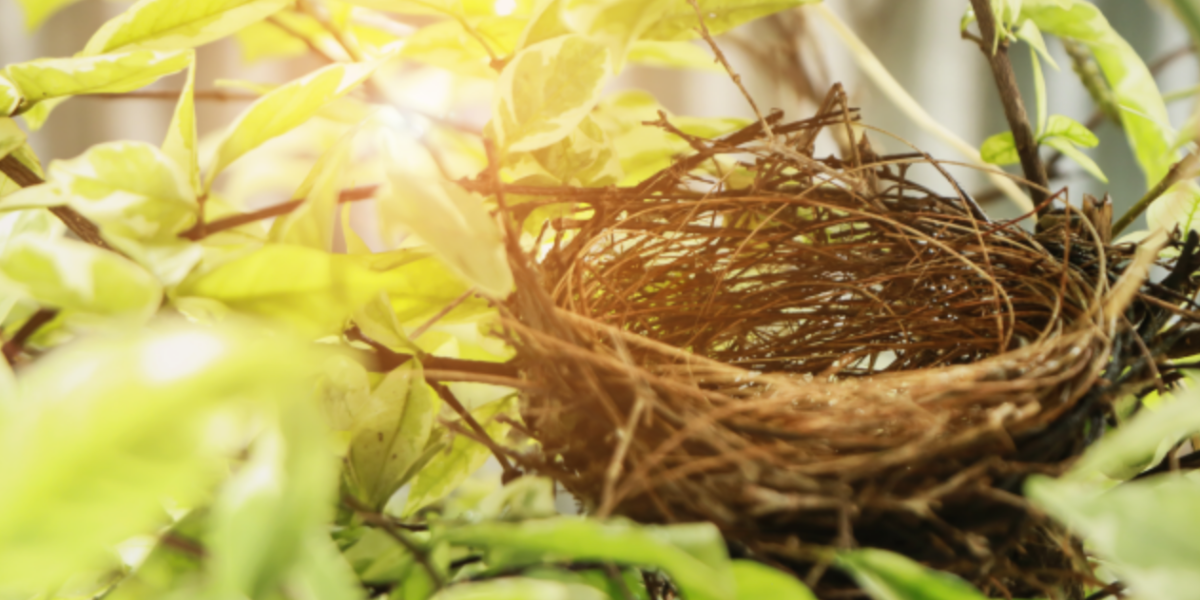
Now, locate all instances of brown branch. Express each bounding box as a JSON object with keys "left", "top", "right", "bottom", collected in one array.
[
  {"left": 0, "top": 155, "right": 118, "bottom": 252},
  {"left": 427, "top": 379, "right": 519, "bottom": 481},
  {"left": 687, "top": 0, "right": 774, "bottom": 139},
  {"left": 342, "top": 495, "right": 444, "bottom": 588},
  {"left": 968, "top": 0, "right": 1050, "bottom": 215},
  {"left": 178, "top": 184, "right": 378, "bottom": 240},
  {"left": 2, "top": 308, "right": 58, "bottom": 364}
]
